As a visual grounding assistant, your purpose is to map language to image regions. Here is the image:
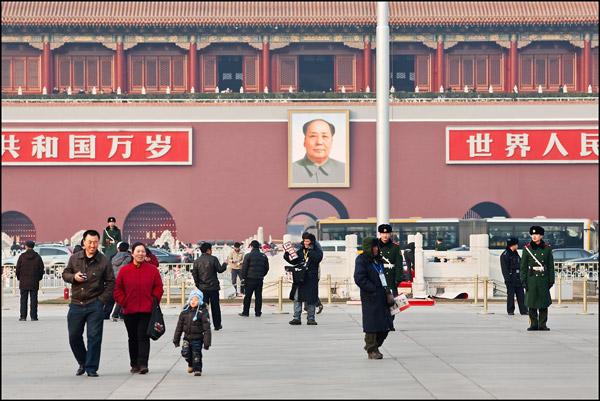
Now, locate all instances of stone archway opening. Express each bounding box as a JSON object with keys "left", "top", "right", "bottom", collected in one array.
[
  {"left": 123, "top": 203, "right": 177, "bottom": 246},
  {"left": 286, "top": 192, "right": 348, "bottom": 238},
  {"left": 463, "top": 201, "right": 510, "bottom": 219},
  {"left": 1, "top": 211, "right": 36, "bottom": 244}
]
